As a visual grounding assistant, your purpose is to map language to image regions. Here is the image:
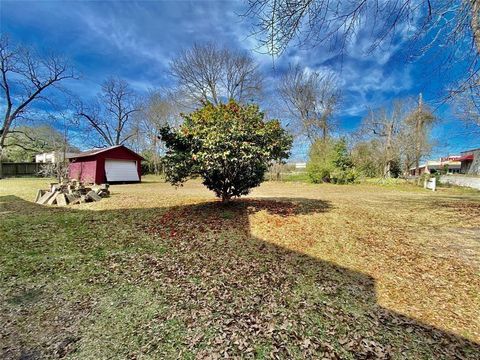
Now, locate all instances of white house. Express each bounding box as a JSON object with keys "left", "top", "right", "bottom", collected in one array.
[{"left": 35, "top": 151, "right": 77, "bottom": 164}]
